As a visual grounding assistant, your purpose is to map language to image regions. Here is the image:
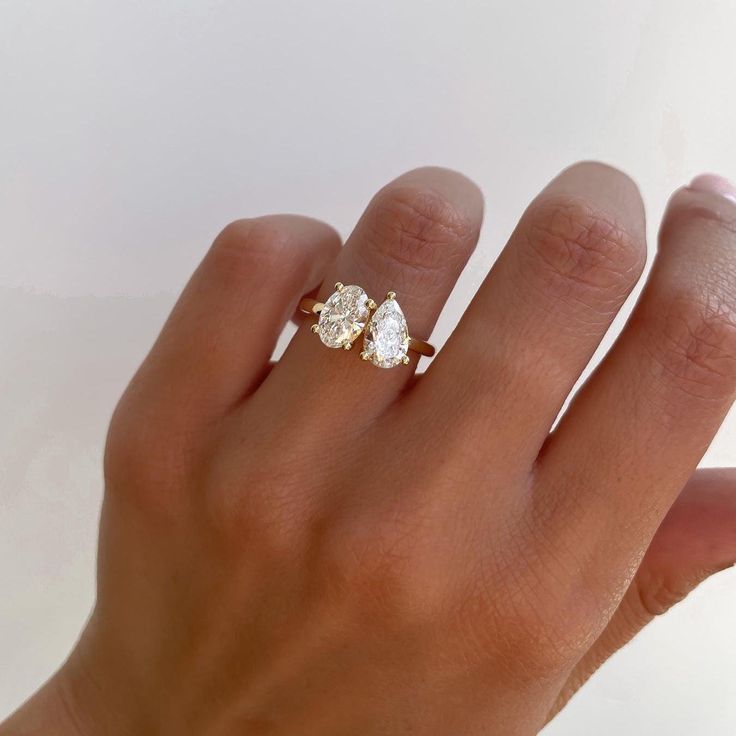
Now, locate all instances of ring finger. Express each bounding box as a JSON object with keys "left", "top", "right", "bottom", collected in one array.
[{"left": 252, "top": 167, "right": 484, "bottom": 431}]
